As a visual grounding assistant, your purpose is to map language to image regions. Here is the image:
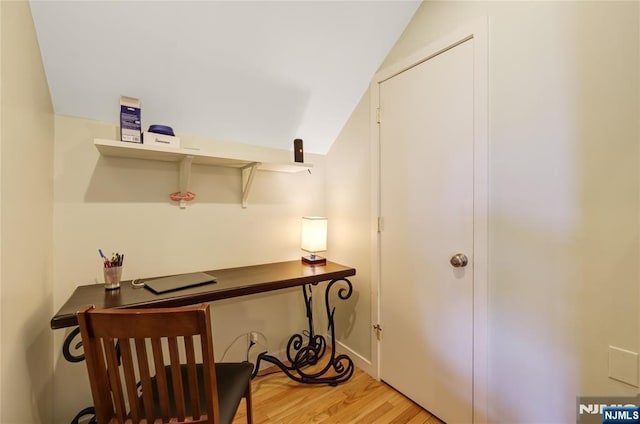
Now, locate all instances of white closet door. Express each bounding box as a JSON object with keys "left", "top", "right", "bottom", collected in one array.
[{"left": 379, "top": 38, "right": 475, "bottom": 424}]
